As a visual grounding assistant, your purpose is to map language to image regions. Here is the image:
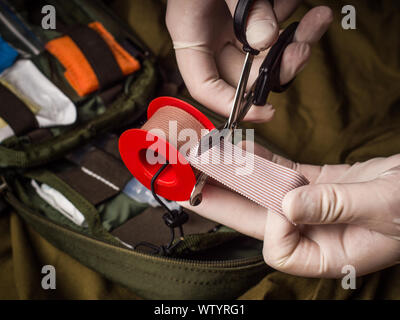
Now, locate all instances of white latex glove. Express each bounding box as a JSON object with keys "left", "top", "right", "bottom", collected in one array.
[
  {"left": 180, "top": 141, "right": 400, "bottom": 278},
  {"left": 166, "top": 0, "right": 333, "bottom": 122}
]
